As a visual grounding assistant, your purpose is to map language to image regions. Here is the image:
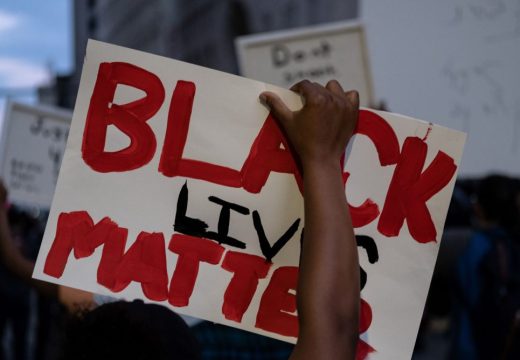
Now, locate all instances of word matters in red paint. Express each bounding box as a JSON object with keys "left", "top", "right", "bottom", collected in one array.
[
  {"left": 44, "top": 210, "right": 299, "bottom": 337},
  {"left": 43, "top": 207, "right": 375, "bottom": 359}
]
